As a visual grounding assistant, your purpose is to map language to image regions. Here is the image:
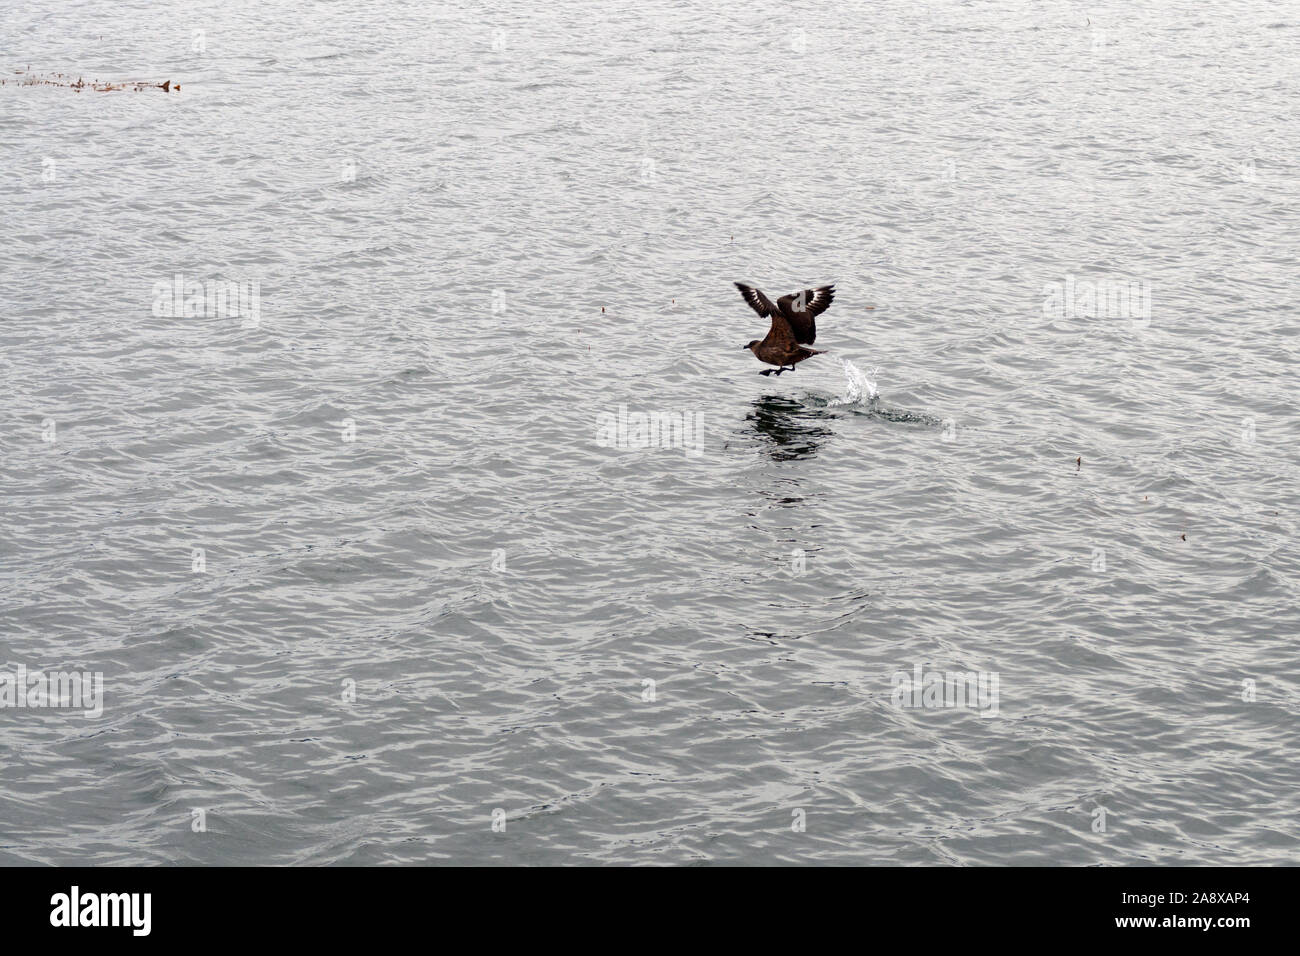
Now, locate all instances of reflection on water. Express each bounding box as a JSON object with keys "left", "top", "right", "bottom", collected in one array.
[
  {"left": 742, "top": 389, "right": 945, "bottom": 463},
  {"left": 745, "top": 395, "right": 835, "bottom": 462}
]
